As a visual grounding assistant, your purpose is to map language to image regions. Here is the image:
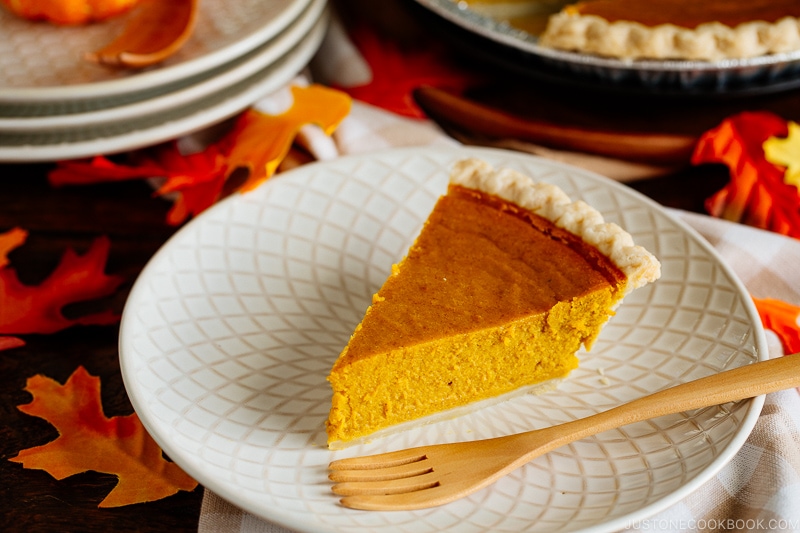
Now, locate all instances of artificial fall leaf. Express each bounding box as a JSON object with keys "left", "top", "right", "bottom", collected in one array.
[
  {"left": 0, "top": 227, "right": 31, "bottom": 350},
  {"left": 49, "top": 145, "right": 227, "bottom": 226},
  {"left": 338, "top": 23, "right": 482, "bottom": 118},
  {"left": 753, "top": 297, "right": 800, "bottom": 355},
  {"left": 692, "top": 111, "right": 800, "bottom": 238},
  {"left": 0, "top": 236, "right": 123, "bottom": 337},
  {"left": 10, "top": 366, "right": 197, "bottom": 507},
  {"left": 146, "top": 143, "right": 228, "bottom": 226},
  {"left": 49, "top": 84, "right": 351, "bottom": 225},
  {"left": 0, "top": 336, "right": 26, "bottom": 351},
  {"left": 0, "top": 227, "right": 28, "bottom": 268},
  {"left": 225, "top": 84, "right": 351, "bottom": 192},
  {"left": 764, "top": 120, "right": 800, "bottom": 189},
  {"left": 49, "top": 154, "right": 168, "bottom": 186}
]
